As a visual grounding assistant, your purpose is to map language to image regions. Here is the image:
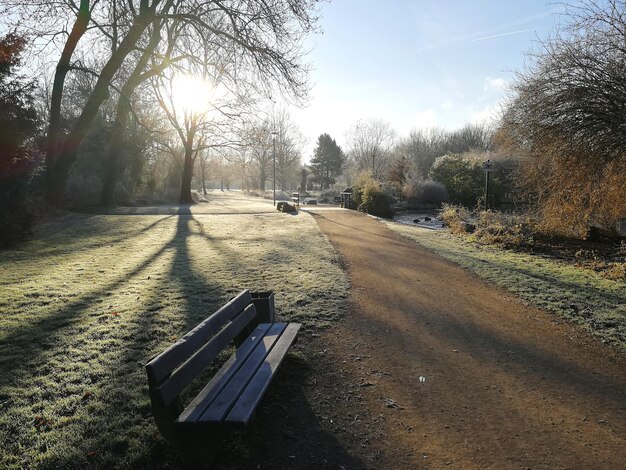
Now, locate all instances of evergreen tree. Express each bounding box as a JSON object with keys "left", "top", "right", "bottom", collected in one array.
[
  {"left": 0, "top": 34, "right": 39, "bottom": 247},
  {"left": 310, "top": 133, "right": 344, "bottom": 189}
]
